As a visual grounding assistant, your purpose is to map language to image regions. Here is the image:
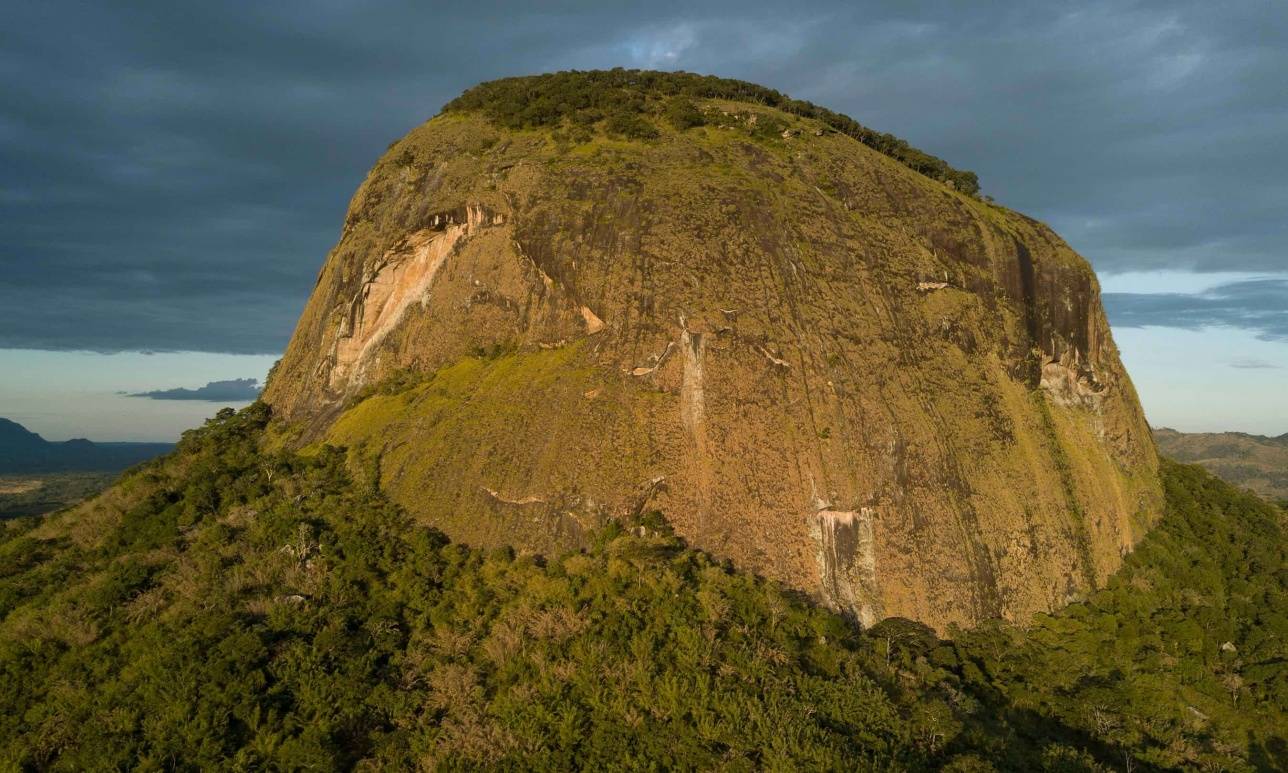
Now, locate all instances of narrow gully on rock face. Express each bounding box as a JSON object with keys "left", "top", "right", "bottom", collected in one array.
[{"left": 679, "top": 329, "right": 706, "bottom": 438}]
